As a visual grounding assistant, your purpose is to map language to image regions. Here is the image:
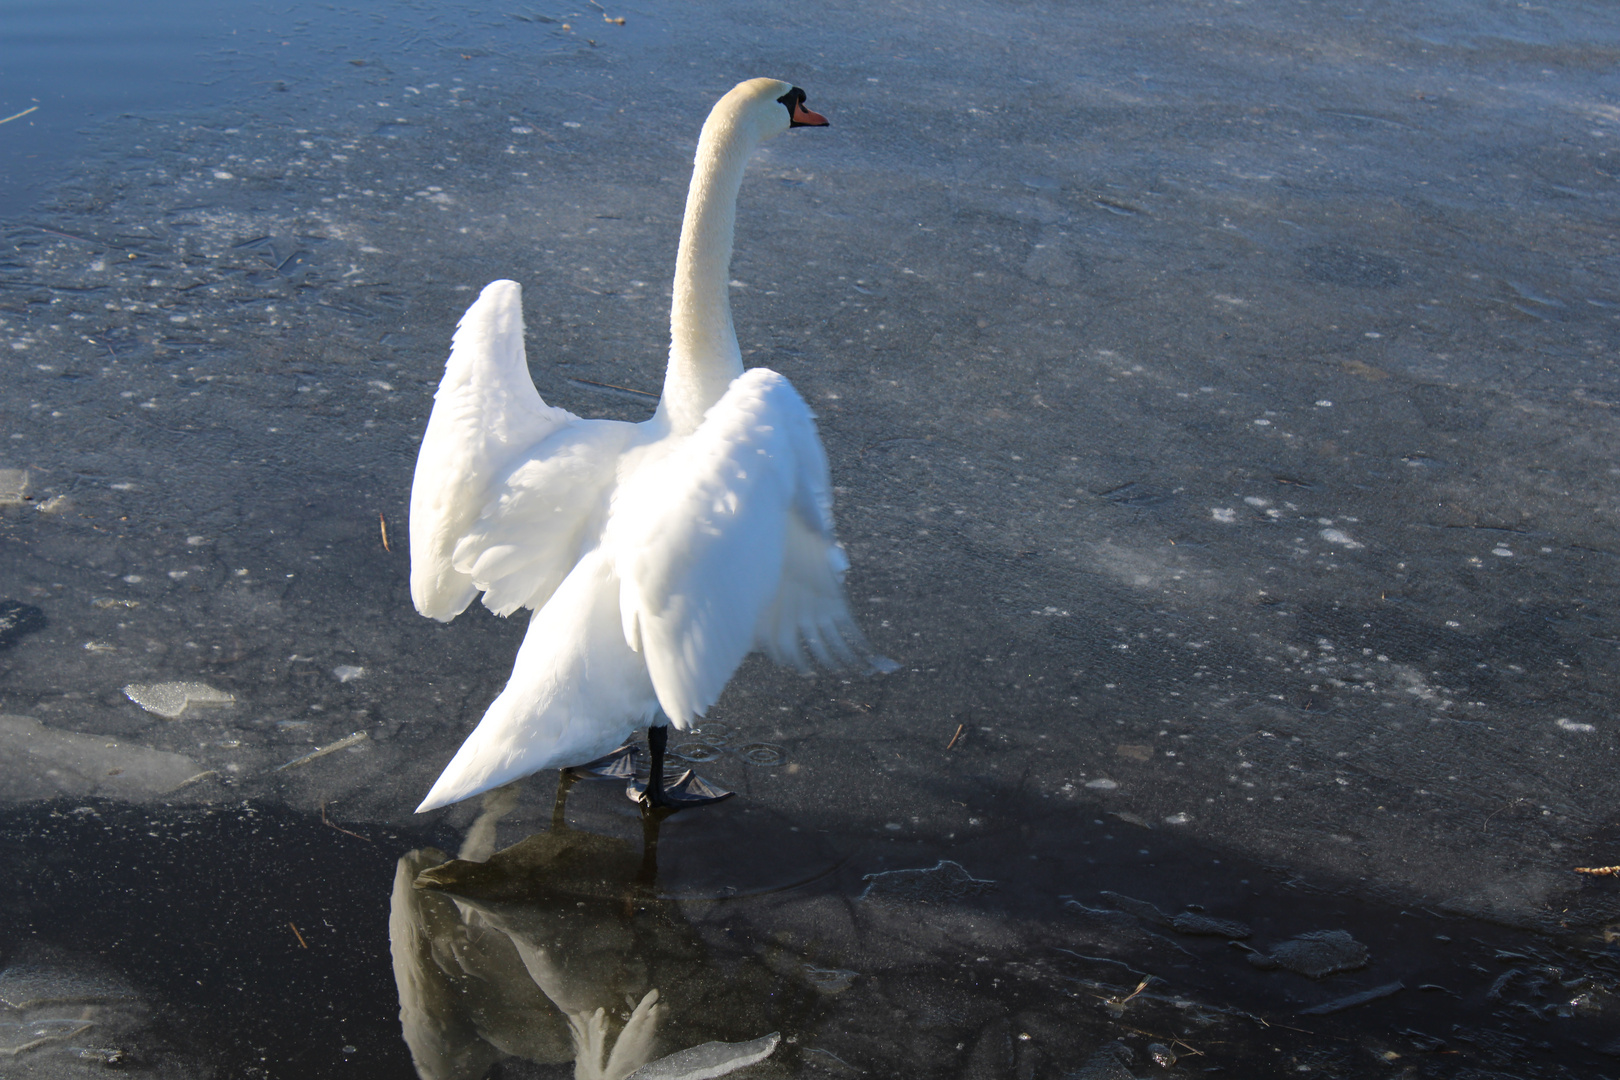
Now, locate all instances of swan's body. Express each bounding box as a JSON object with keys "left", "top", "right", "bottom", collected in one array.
[{"left": 410, "top": 79, "right": 884, "bottom": 814}]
